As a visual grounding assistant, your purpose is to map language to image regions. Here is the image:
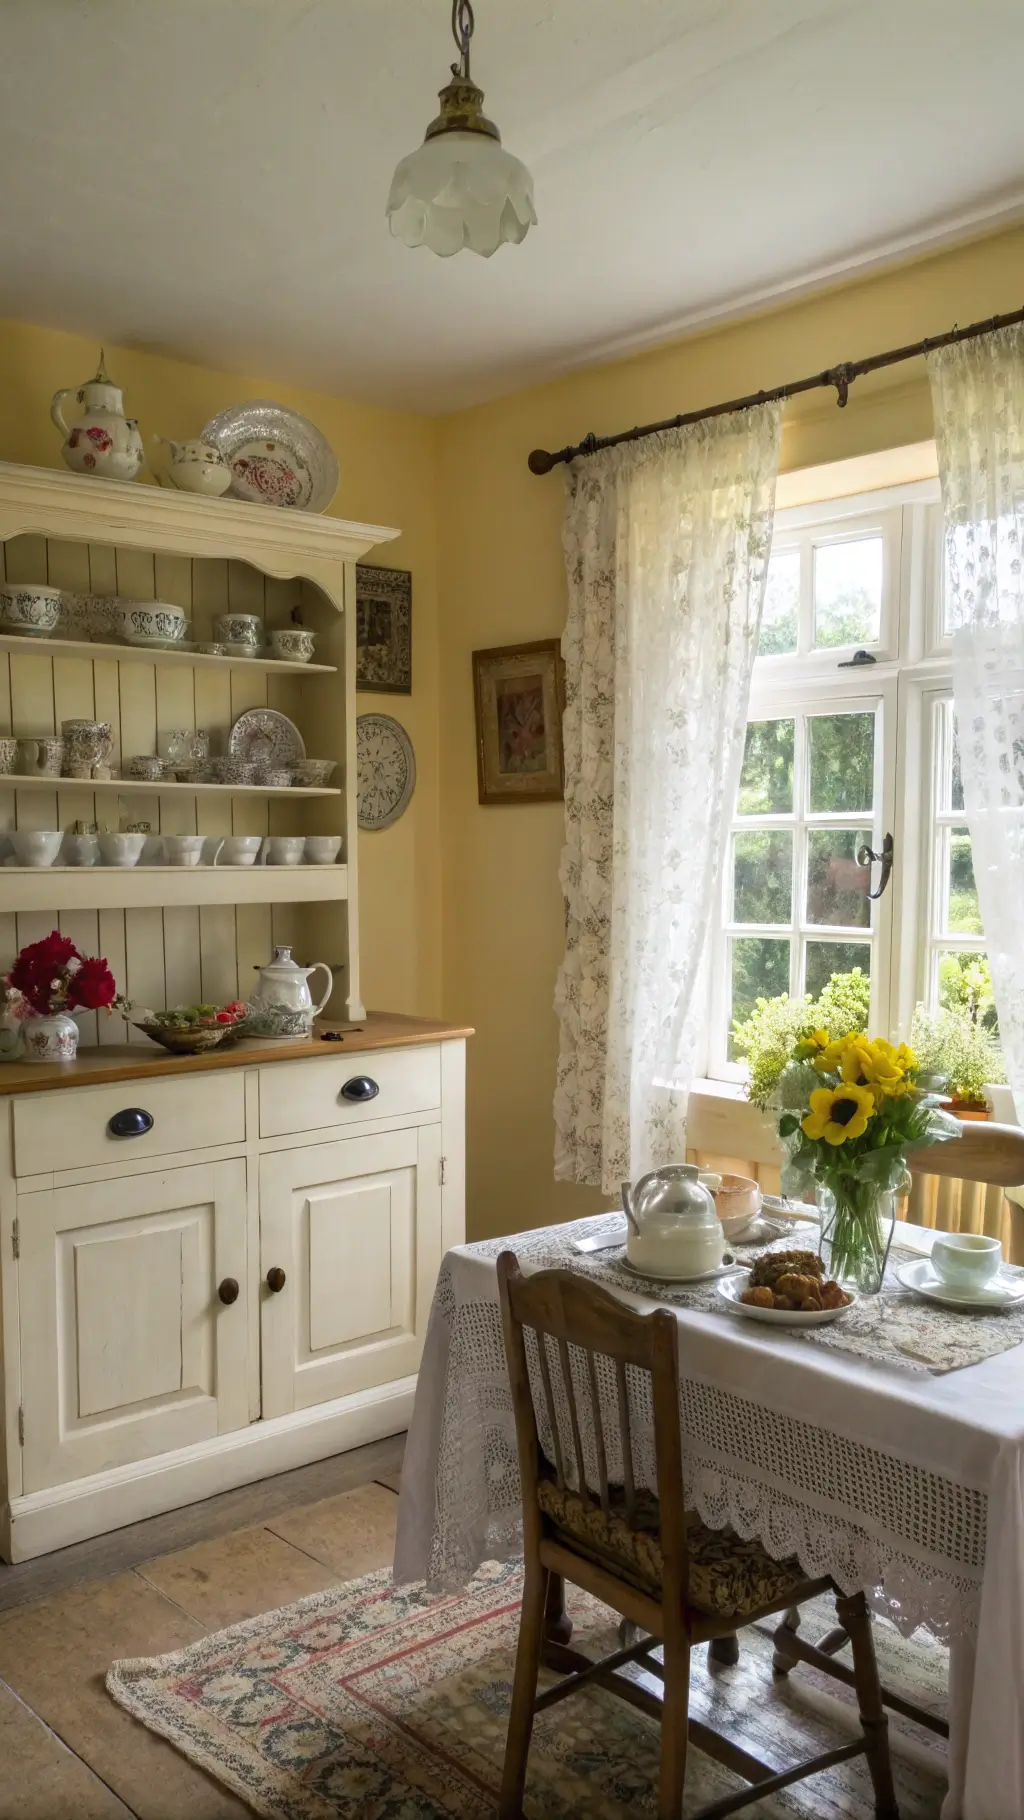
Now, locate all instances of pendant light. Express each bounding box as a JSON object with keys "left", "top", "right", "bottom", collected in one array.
[{"left": 386, "top": 0, "right": 536, "bottom": 258}]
